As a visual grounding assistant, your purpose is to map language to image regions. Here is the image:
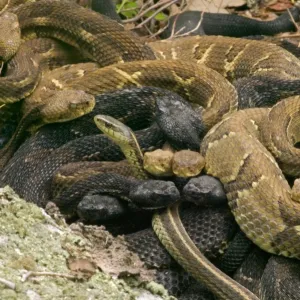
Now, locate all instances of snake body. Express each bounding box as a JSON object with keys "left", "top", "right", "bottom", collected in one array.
[
  {"left": 0, "top": 37, "right": 87, "bottom": 103},
  {"left": 10, "top": 0, "right": 155, "bottom": 66},
  {"left": 23, "top": 59, "right": 238, "bottom": 130},
  {"left": 94, "top": 112, "right": 258, "bottom": 299},
  {"left": 0, "top": 0, "right": 155, "bottom": 104},
  {"left": 0, "top": 0, "right": 300, "bottom": 298},
  {"left": 199, "top": 97, "right": 300, "bottom": 259},
  {"left": 160, "top": 7, "right": 300, "bottom": 38},
  {"left": 149, "top": 35, "right": 300, "bottom": 81},
  {"left": 149, "top": 35, "right": 300, "bottom": 108},
  {"left": 21, "top": 35, "right": 300, "bottom": 125},
  {"left": 125, "top": 204, "right": 239, "bottom": 298}
]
